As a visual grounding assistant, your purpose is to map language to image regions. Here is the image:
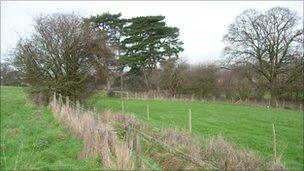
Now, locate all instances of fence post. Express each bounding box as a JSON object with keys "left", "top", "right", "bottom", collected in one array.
[
  {"left": 121, "top": 100, "right": 124, "bottom": 113},
  {"left": 189, "top": 109, "right": 192, "bottom": 133},
  {"left": 135, "top": 125, "right": 142, "bottom": 169},
  {"left": 66, "top": 96, "right": 70, "bottom": 108},
  {"left": 53, "top": 92, "right": 56, "bottom": 104},
  {"left": 76, "top": 100, "right": 80, "bottom": 109},
  {"left": 147, "top": 104, "right": 150, "bottom": 121},
  {"left": 94, "top": 107, "right": 99, "bottom": 120},
  {"left": 76, "top": 100, "right": 80, "bottom": 116},
  {"left": 126, "top": 124, "right": 130, "bottom": 148},
  {"left": 58, "top": 94, "right": 62, "bottom": 105},
  {"left": 272, "top": 123, "right": 277, "bottom": 159}
]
